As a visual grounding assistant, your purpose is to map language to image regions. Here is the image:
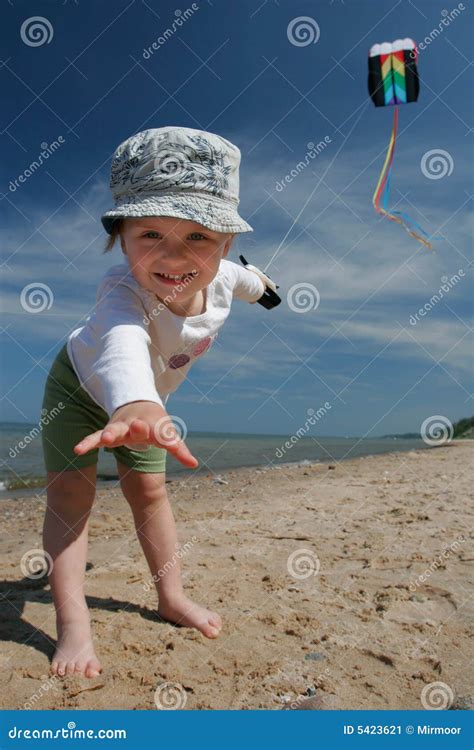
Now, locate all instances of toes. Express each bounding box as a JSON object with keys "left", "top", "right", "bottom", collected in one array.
[
  {"left": 201, "top": 621, "right": 221, "bottom": 638},
  {"left": 208, "top": 613, "right": 222, "bottom": 629},
  {"left": 206, "top": 613, "right": 222, "bottom": 637},
  {"left": 66, "top": 661, "right": 76, "bottom": 676},
  {"left": 85, "top": 659, "right": 102, "bottom": 678},
  {"left": 74, "top": 661, "right": 87, "bottom": 675},
  {"left": 53, "top": 659, "right": 101, "bottom": 678},
  {"left": 205, "top": 625, "right": 220, "bottom": 638}
]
